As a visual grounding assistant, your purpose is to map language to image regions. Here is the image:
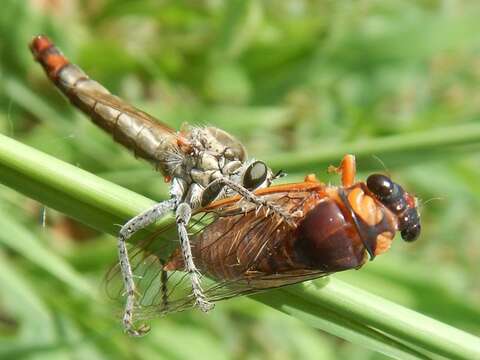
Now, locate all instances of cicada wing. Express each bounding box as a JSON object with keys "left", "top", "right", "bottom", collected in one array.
[
  {"left": 104, "top": 227, "right": 172, "bottom": 309},
  {"left": 103, "top": 211, "right": 216, "bottom": 316},
  {"left": 105, "top": 187, "right": 327, "bottom": 322},
  {"left": 133, "top": 268, "right": 330, "bottom": 321},
  {"left": 130, "top": 191, "right": 330, "bottom": 321}
]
